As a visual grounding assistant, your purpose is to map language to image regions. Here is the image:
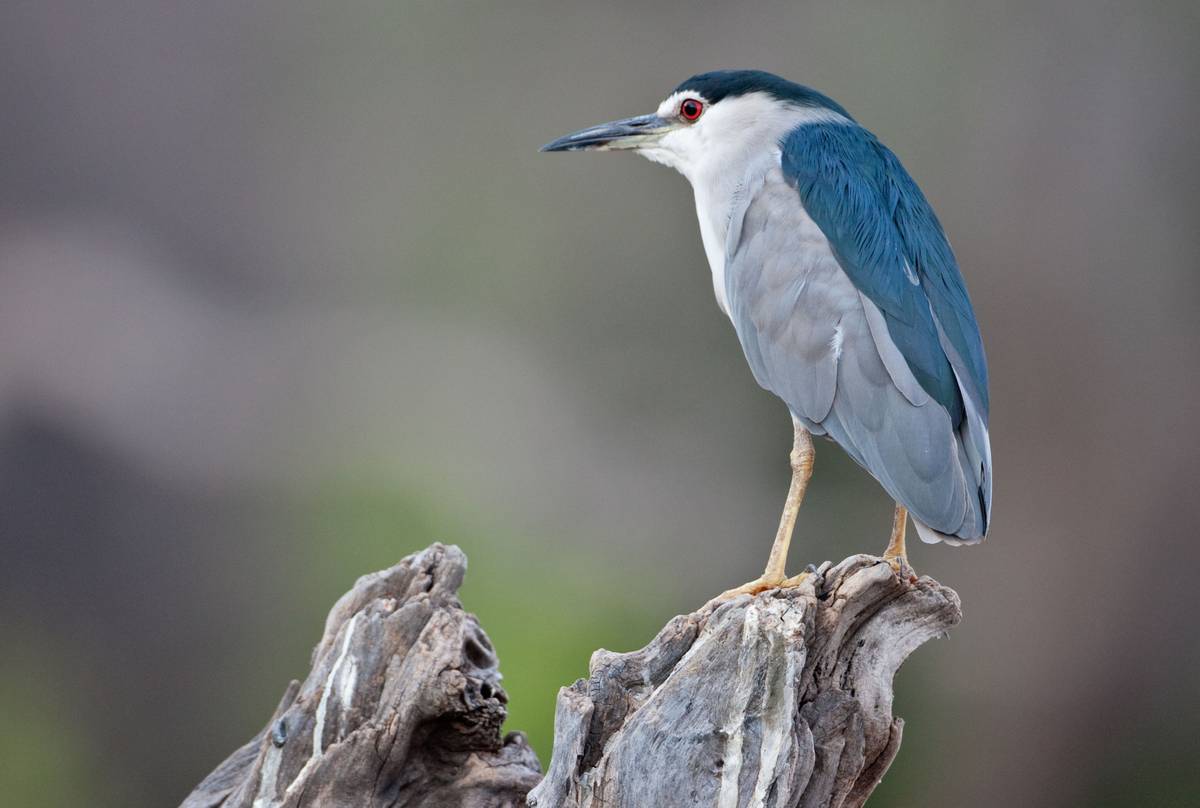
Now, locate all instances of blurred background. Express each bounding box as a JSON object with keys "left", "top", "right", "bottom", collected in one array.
[{"left": 2, "top": 1, "right": 1198, "bottom": 806}]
